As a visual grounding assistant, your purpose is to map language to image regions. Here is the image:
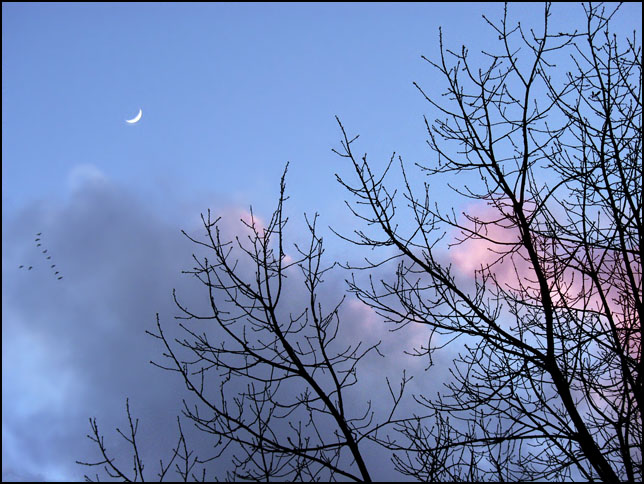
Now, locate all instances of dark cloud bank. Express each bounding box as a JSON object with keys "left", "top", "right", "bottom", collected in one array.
[{"left": 2, "top": 173, "right": 454, "bottom": 481}]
